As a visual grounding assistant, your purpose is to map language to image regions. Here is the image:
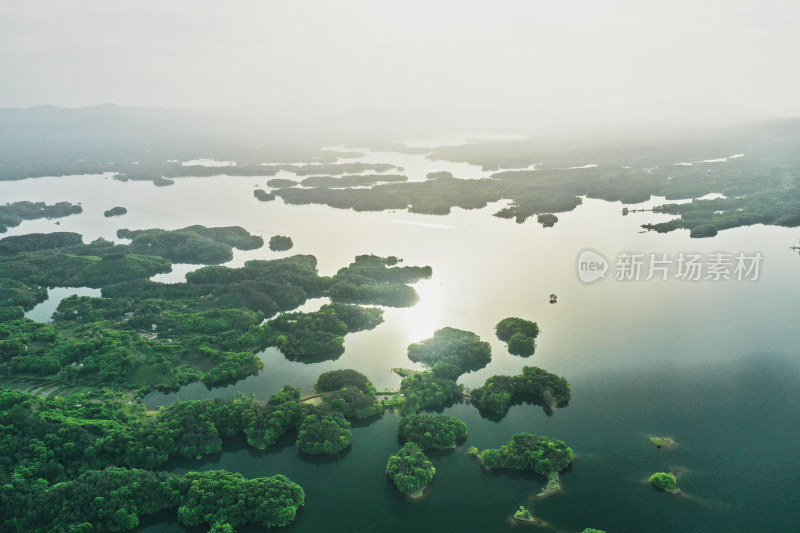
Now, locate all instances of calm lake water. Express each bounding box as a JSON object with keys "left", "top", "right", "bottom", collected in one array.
[{"left": 2, "top": 146, "right": 799, "bottom": 532}]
